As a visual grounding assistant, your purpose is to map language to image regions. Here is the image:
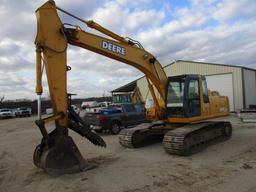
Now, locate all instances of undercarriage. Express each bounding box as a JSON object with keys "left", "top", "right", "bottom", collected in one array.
[{"left": 119, "top": 121, "right": 232, "bottom": 156}]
